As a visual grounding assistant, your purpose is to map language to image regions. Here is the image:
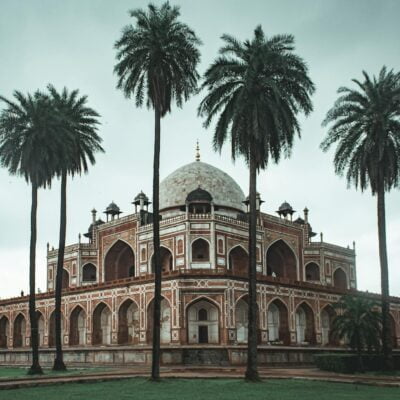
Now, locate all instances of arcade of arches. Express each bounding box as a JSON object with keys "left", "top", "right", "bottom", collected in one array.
[
  {"left": 104, "top": 241, "right": 135, "bottom": 282},
  {"left": 267, "top": 240, "right": 297, "bottom": 280}
]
